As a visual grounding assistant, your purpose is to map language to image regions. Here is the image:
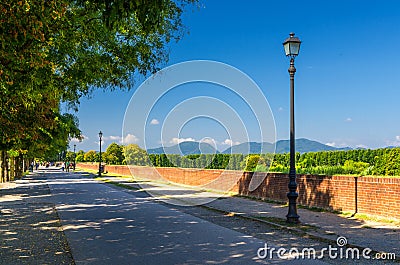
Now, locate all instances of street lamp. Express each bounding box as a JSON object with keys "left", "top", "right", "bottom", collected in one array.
[
  {"left": 98, "top": 131, "right": 103, "bottom": 177},
  {"left": 283, "top": 32, "right": 301, "bottom": 223},
  {"left": 73, "top": 144, "right": 76, "bottom": 171}
]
